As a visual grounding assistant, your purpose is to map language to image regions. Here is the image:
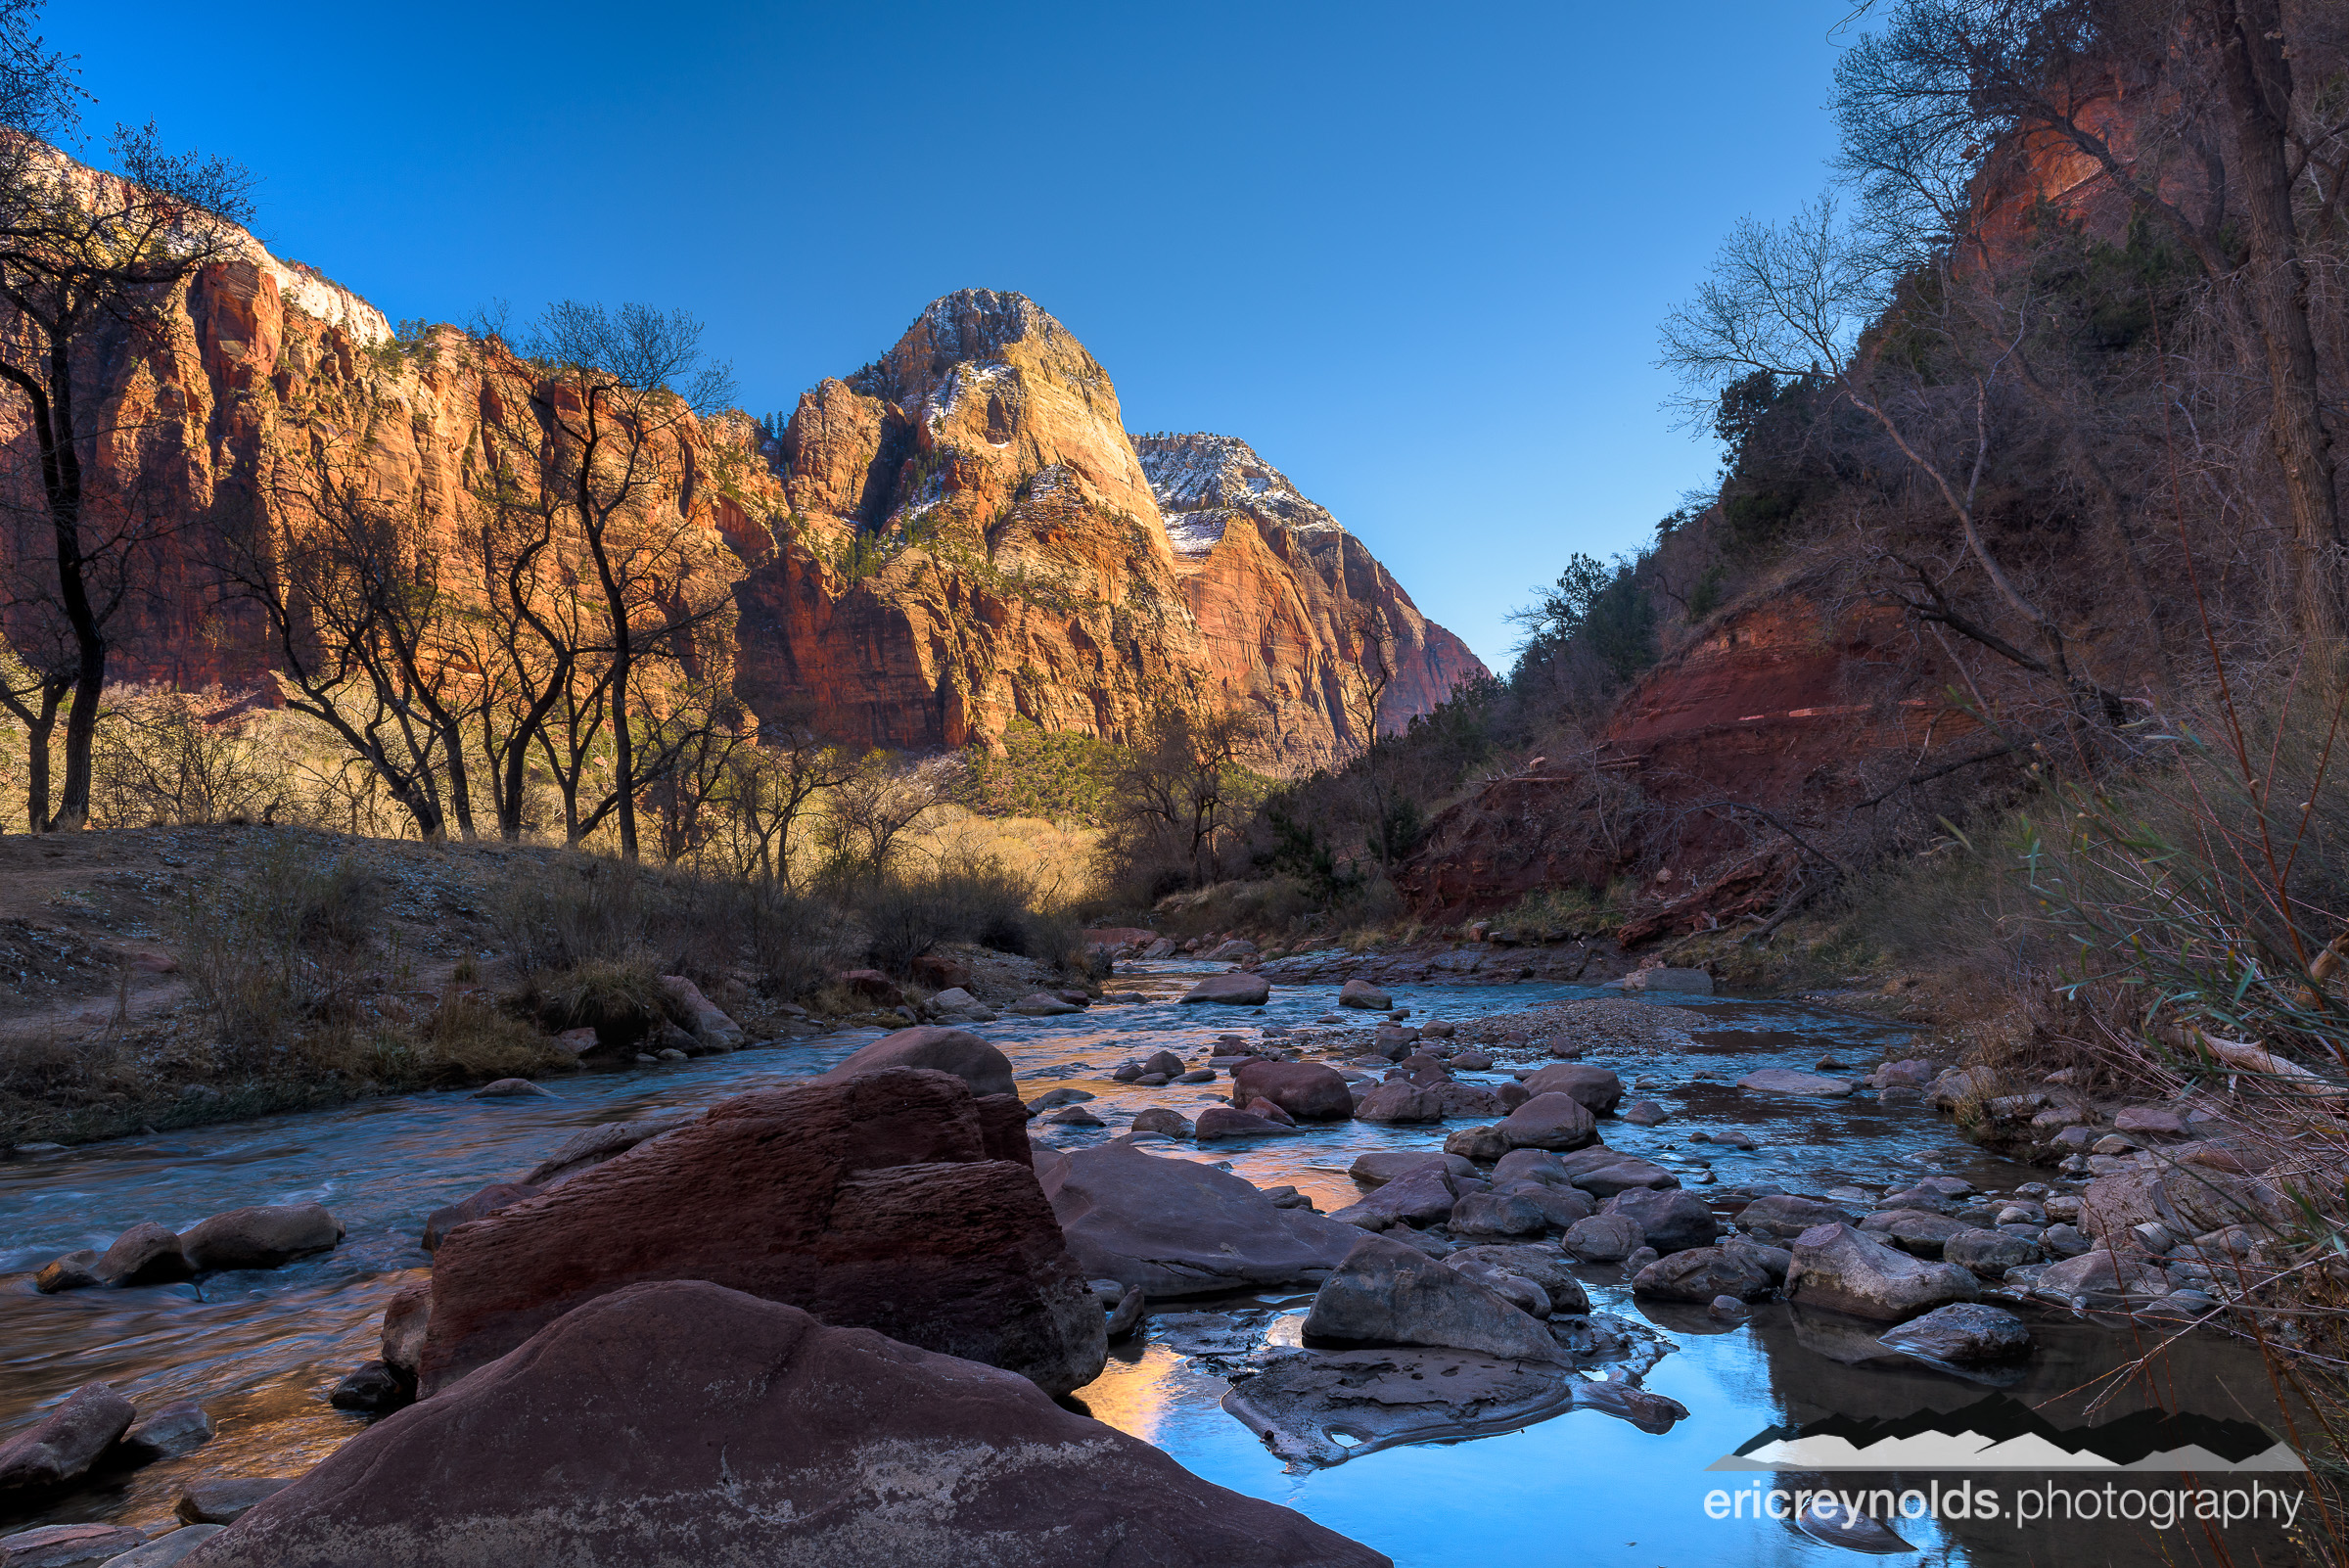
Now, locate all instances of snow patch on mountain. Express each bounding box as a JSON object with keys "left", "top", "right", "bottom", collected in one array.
[{"left": 1134, "top": 432, "right": 1347, "bottom": 558}]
